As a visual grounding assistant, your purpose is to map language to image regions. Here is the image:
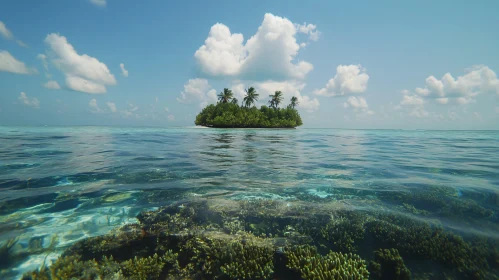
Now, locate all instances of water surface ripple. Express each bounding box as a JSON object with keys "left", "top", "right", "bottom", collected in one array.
[{"left": 1, "top": 127, "right": 498, "bottom": 277}]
